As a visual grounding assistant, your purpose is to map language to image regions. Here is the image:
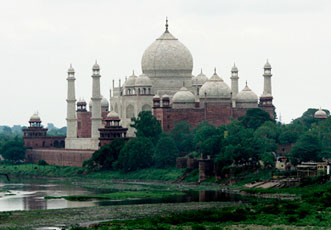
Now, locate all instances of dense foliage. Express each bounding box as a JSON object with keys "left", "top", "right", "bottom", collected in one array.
[
  {"left": 84, "top": 107, "right": 331, "bottom": 174},
  {"left": 0, "top": 137, "right": 26, "bottom": 163},
  {"left": 83, "top": 138, "right": 126, "bottom": 170}
]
